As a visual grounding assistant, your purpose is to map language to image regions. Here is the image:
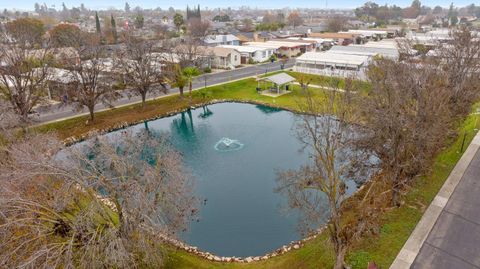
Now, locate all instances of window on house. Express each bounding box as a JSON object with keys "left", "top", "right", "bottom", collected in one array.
[{"left": 262, "top": 51, "right": 266, "bottom": 58}]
